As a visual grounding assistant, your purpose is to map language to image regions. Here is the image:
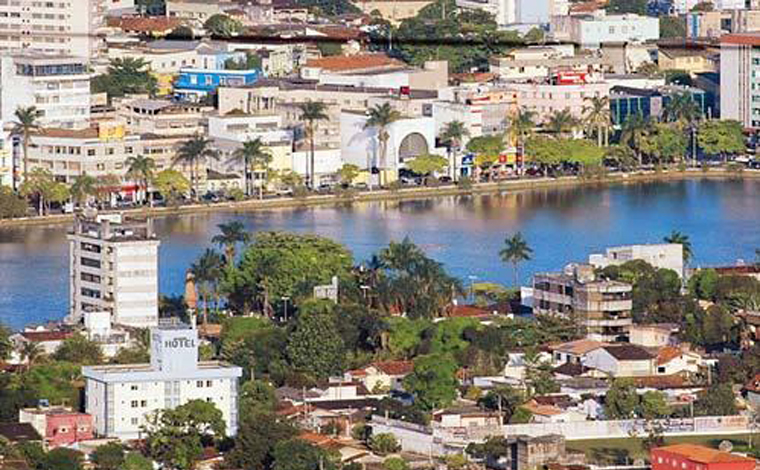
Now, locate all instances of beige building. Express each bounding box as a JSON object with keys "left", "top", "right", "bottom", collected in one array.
[
  {"left": 489, "top": 45, "right": 613, "bottom": 80},
  {"left": 353, "top": 0, "right": 434, "bottom": 23},
  {"left": 166, "top": 0, "right": 231, "bottom": 24},
  {"left": 533, "top": 264, "right": 633, "bottom": 342},
  {"left": 506, "top": 79, "right": 612, "bottom": 125},
  {"left": 0, "top": 0, "right": 105, "bottom": 59},
  {"left": 117, "top": 98, "right": 208, "bottom": 137},
  {"left": 658, "top": 48, "right": 717, "bottom": 75},
  {"left": 584, "top": 344, "right": 655, "bottom": 377}
]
